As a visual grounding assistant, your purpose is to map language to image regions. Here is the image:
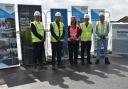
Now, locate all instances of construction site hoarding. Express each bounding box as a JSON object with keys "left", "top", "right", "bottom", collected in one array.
[{"left": 112, "top": 23, "right": 128, "bottom": 54}]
